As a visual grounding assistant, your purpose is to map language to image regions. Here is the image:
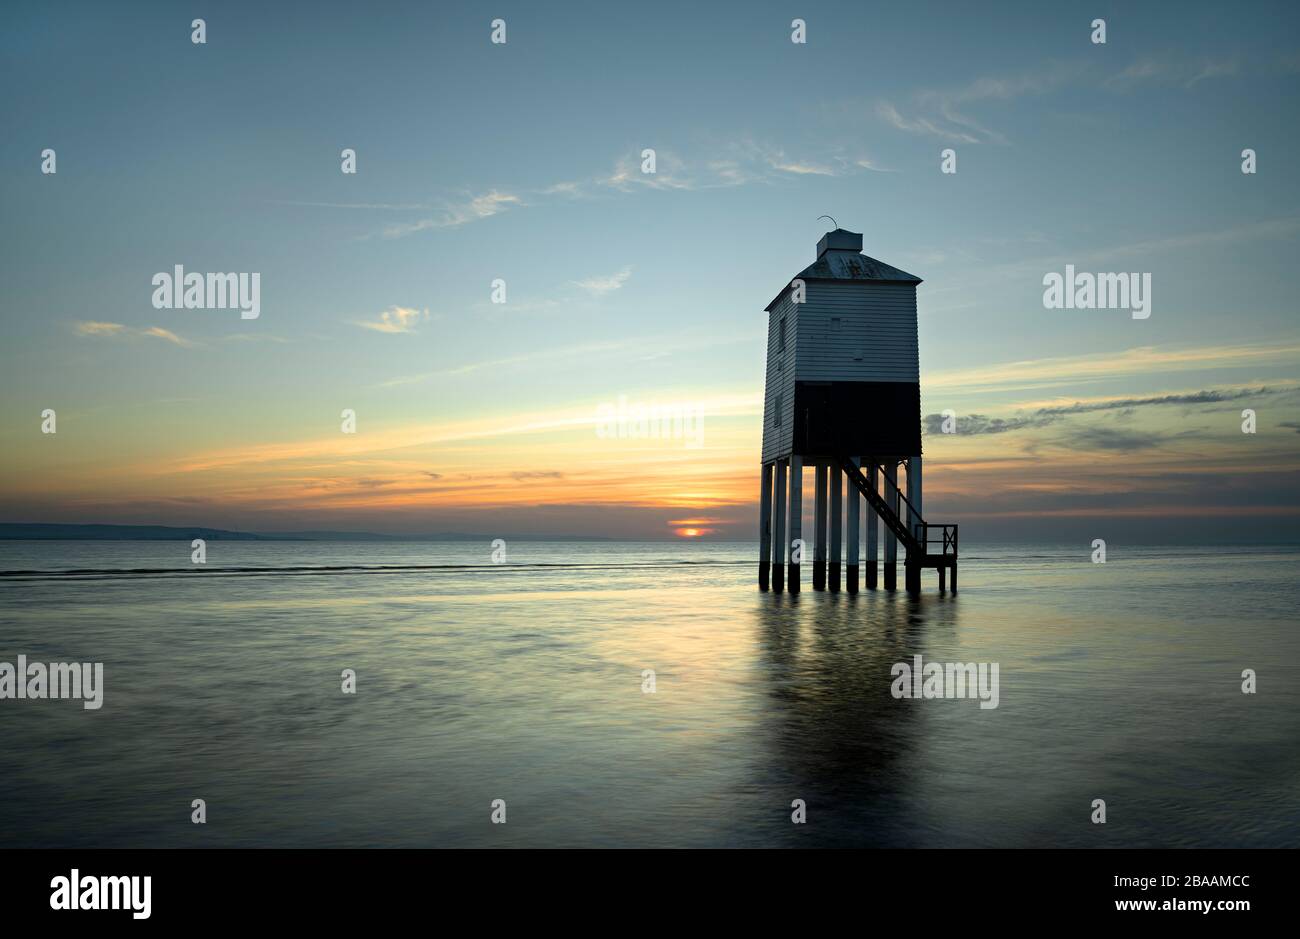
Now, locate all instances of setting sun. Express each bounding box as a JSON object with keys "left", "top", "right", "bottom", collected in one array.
[{"left": 674, "top": 527, "right": 714, "bottom": 537}]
